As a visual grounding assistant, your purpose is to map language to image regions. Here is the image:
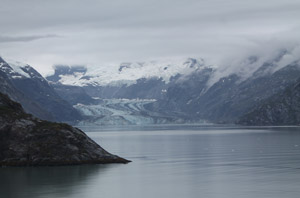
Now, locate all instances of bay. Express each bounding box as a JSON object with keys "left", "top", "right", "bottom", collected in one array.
[{"left": 1, "top": 125, "right": 300, "bottom": 198}]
